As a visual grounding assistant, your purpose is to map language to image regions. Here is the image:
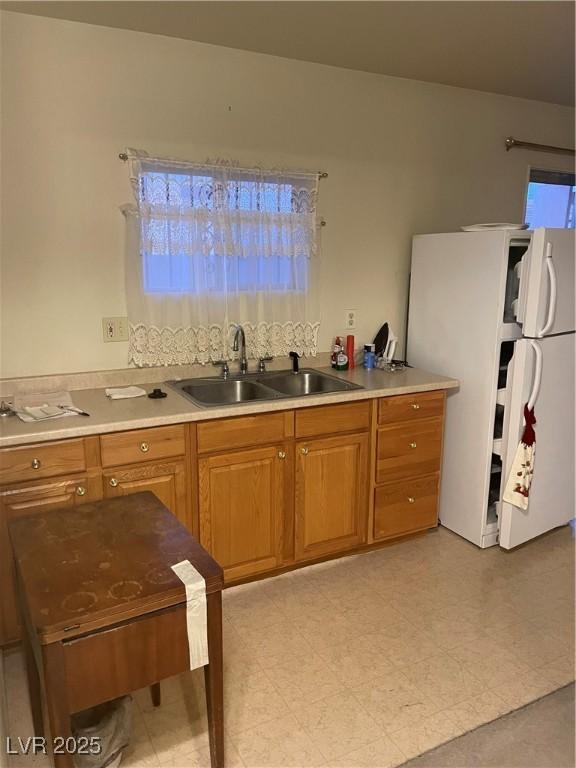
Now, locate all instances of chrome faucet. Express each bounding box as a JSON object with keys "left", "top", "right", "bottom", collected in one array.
[{"left": 233, "top": 325, "right": 248, "bottom": 374}]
